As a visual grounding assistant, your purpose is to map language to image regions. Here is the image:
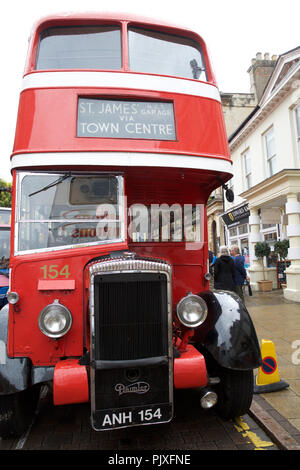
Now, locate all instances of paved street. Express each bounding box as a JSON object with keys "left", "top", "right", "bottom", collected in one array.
[
  {"left": 245, "top": 289, "right": 300, "bottom": 433},
  {"left": 0, "top": 386, "right": 278, "bottom": 451},
  {"left": 1, "top": 288, "right": 300, "bottom": 452}
]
